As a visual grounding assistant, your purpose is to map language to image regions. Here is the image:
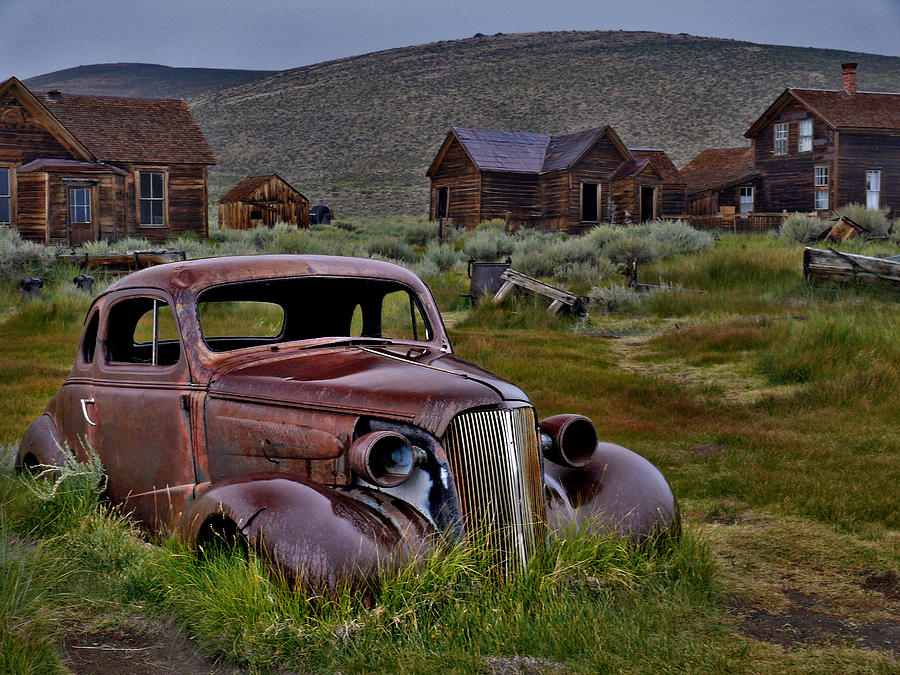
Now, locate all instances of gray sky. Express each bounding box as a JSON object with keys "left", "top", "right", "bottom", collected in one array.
[{"left": 2, "top": 0, "right": 899, "bottom": 79}]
